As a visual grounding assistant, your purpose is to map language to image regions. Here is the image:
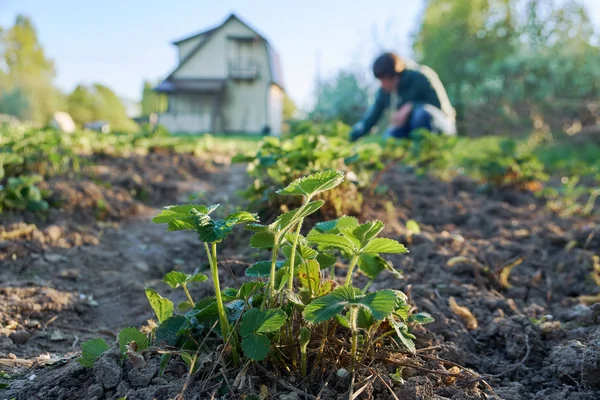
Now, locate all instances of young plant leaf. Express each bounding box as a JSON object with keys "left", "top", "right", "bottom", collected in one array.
[
  {"left": 240, "top": 308, "right": 288, "bottom": 336},
  {"left": 240, "top": 308, "right": 288, "bottom": 361},
  {"left": 297, "top": 259, "right": 321, "bottom": 294},
  {"left": 242, "top": 333, "right": 271, "bottom": 361},
  {"left": 276, "top": 170, "right": 345, "bottom": 199},
  {"left": 356, "top": 290, "right": 398, "bottom": 320},
  {"left": 145, "top": 288, "right": 174, "bottom": 323},
  {"left": 303, "top": 286, "right": 360, "bottom": 323},
  {"left": 249, "top": 231, "right": 275, "bottom": 249},
  {"left": 246, "top": 260, "right": 273, "bottom": 277},
  {"left": 152, "top": 204, "right": 219, "bottom": 229},
  {"left": 163, "top": 271, "right": 208, "bottom": 288},
  {"left": 314, "top": 216, "right": 359, "bottom": 234},
  {"left": 154, "top": 316, "right": 188, "bottom": 347},
  {"left": 271, "top": 200, "right": 324, "bottom": 233},
  {"left": 118, "top": 327, "right": 149, "bottom": 355},
  {"left": 304, "top": 287, "right": 397, "bottom": 324},
  {"left": 316, "top": 252, "right": 337, "bottom": 270},
  {"left": 357, "top": 254, "right": 387, "bottom": 279},
  {"left": 406, "top": 219, "right": 421, "bottom": 233},
  {"left": 237, "top": 281, "right": 266, "bottom": 301},
  {"left": 195, "top": 211, "right": 258, "bottom": 243},
  {"left": 354, "top": 220, "right": 385, "bottom": 247},
  {"left": 389, "top": 318, "right": 416, "bottom": 354},
  {"left": 77, "top": 338, "right": 109, "bottom": 367},
  {"left": 307, "top": 232, "right": 356, "bottom": 253},
  {"left": 408, "top": 313, "right": 435, "bottom": 324},
  {"left": 361, "top": 238, "right": 408, "bottom": 254}
]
